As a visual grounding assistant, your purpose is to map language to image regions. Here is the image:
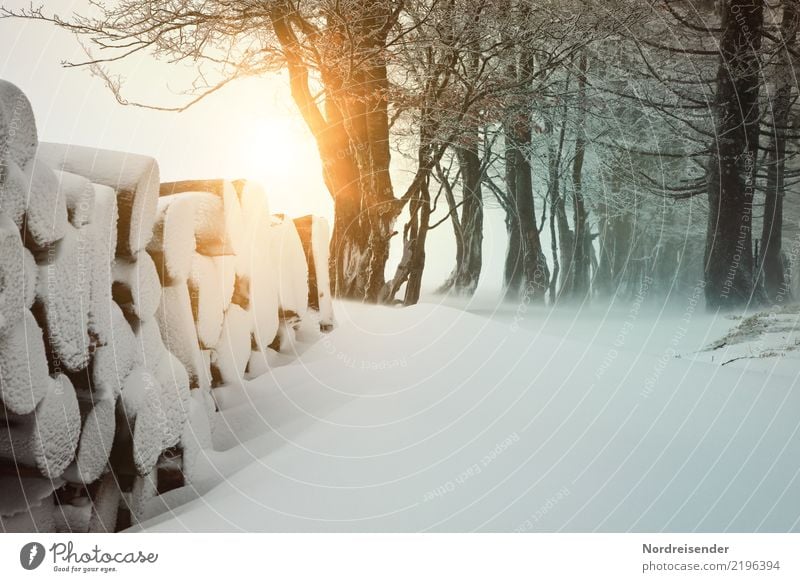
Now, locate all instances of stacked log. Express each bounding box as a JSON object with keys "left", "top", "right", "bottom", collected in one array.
[
  {"left": 0, "top": 82, "right": 82, "bottom": 531},
  {"left": 293, "top": 215, "right": 336, "bottom": 332},
  {"left": 35, "top": 142, "right": 193, "bottom": 531},
  {"left": 156, "top": 180, "right": 307, "bottom": 391},
  {"left": 1, "top": 79, "right": 334, "bottom": 532},
  {"left": 0, "top": 79, "right": 190, "bottom": 533}
]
